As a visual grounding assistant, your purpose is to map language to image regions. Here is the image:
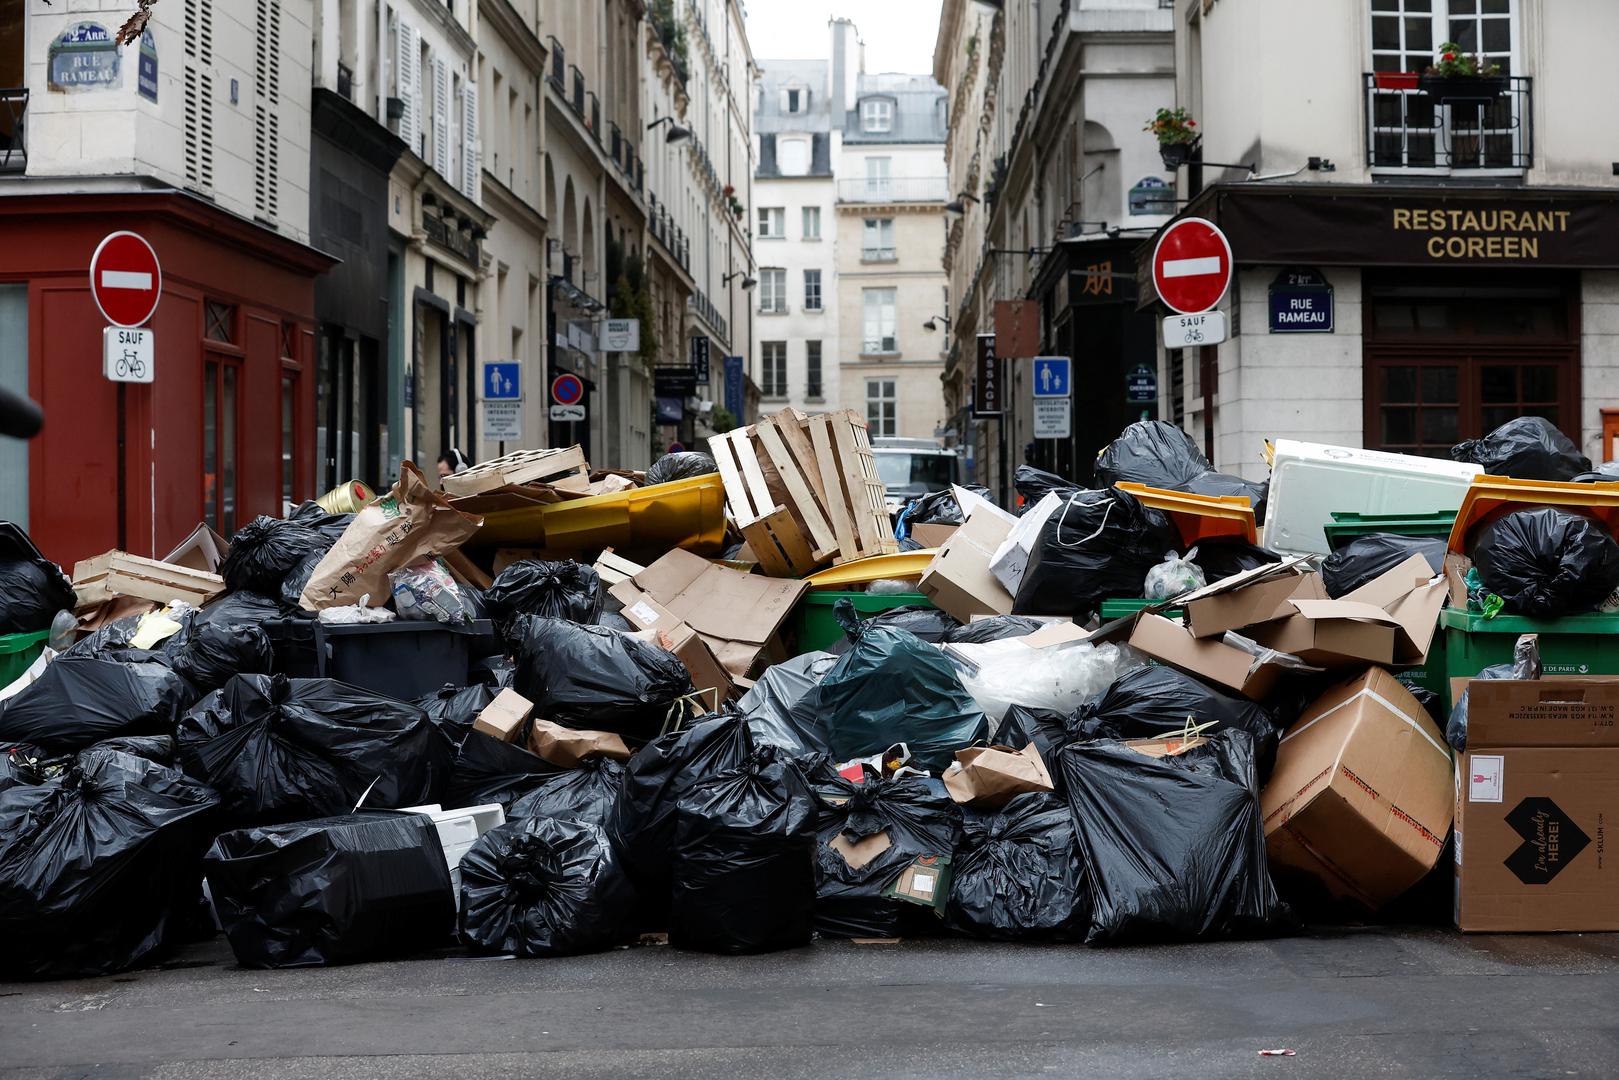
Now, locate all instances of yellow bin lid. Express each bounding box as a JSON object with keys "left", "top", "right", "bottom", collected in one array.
[
  {"left": 1448, "top": 475, "right": 1619, "bottom": 552},
  {"left": 1114, "top": 482, "right": 1258, "bottom": 546},
  {"left": 806, "top": 550, "right": 938, "bottom": 590}
]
